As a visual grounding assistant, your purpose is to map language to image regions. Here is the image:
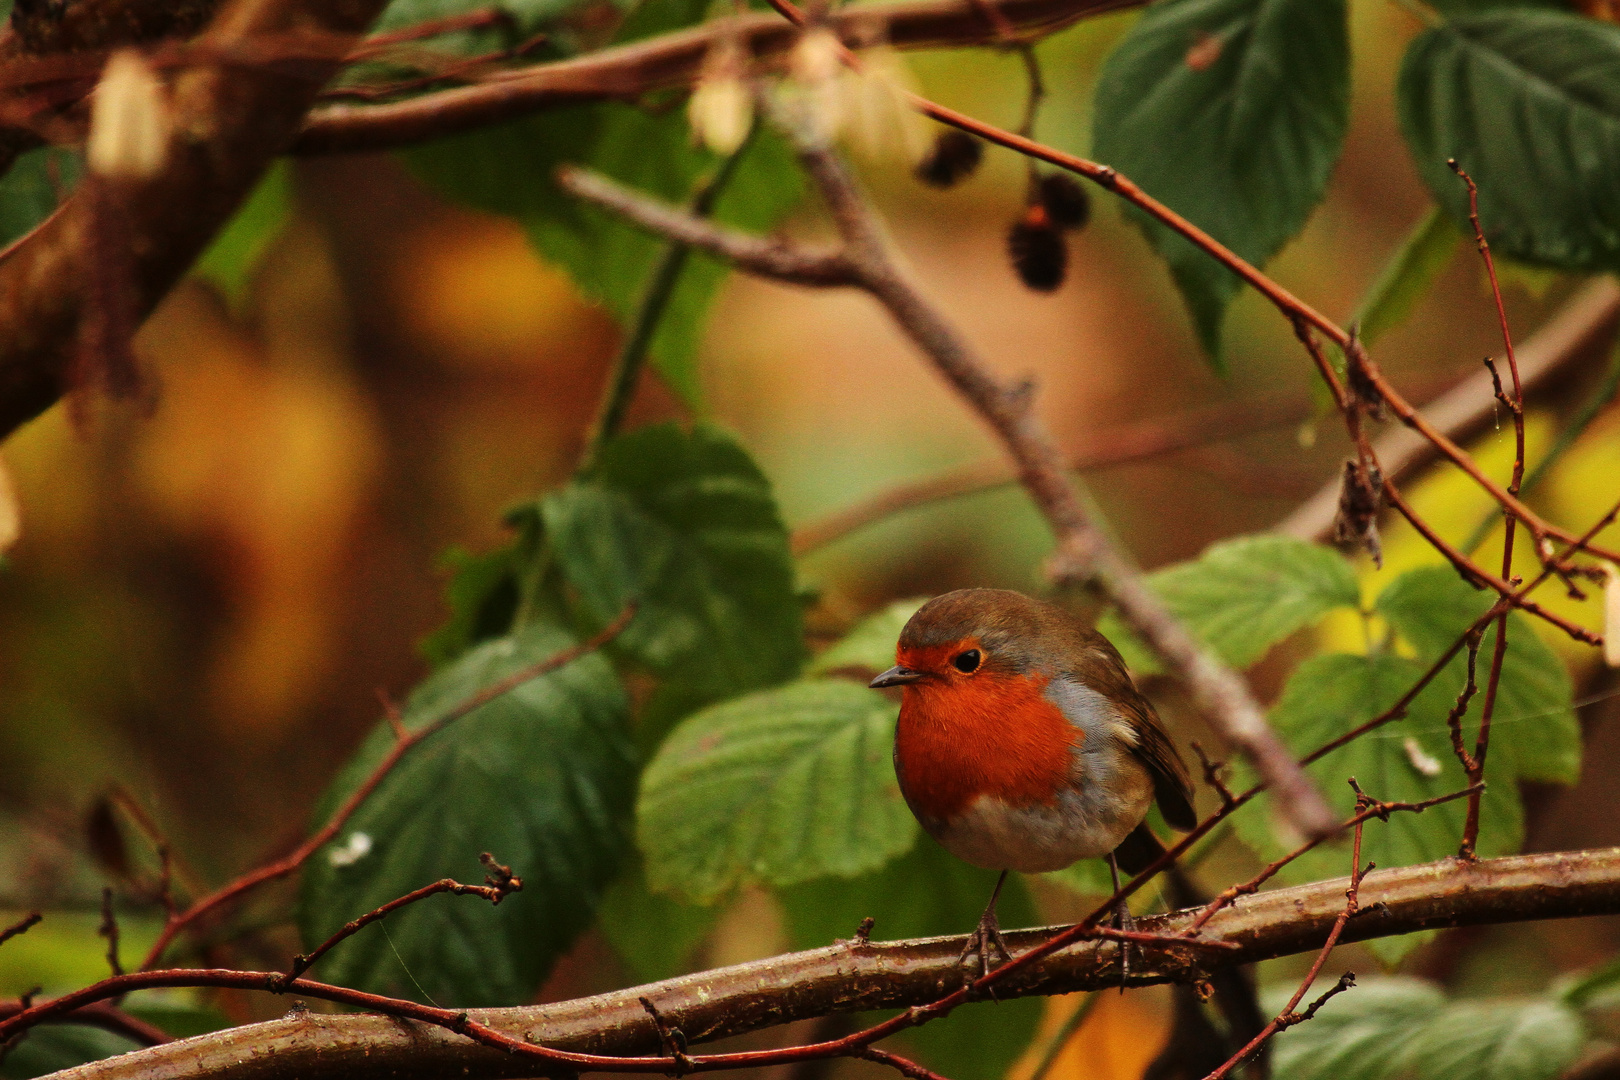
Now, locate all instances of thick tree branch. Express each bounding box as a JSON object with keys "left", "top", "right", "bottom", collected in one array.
[
  {"left": 291, "top": 0, "right": 1143, "bottom": 154},
  {"left": 561, "top": 155, "right": 1340, "bottom": 842},
  {"left": 37, "top": 848, "right": 1620, "bottom": 1080},
  {"left": 0, "top": 0, "right": 393, "bottom": 441}
]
